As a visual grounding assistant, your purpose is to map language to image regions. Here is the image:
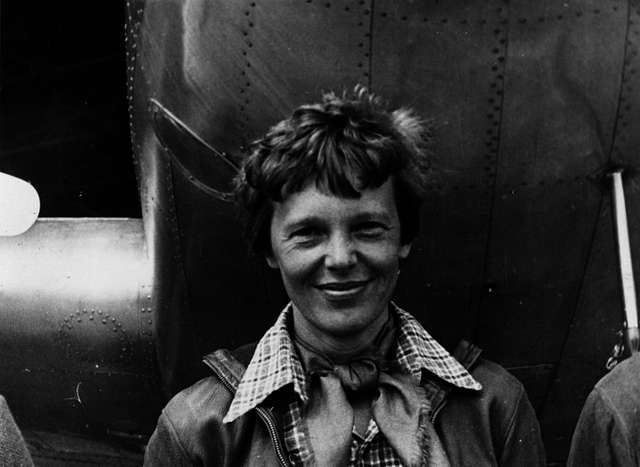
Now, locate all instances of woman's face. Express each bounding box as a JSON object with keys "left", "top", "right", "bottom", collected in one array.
[{"left": 267, "top": 178, "right": 411, "bottom": 339}]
